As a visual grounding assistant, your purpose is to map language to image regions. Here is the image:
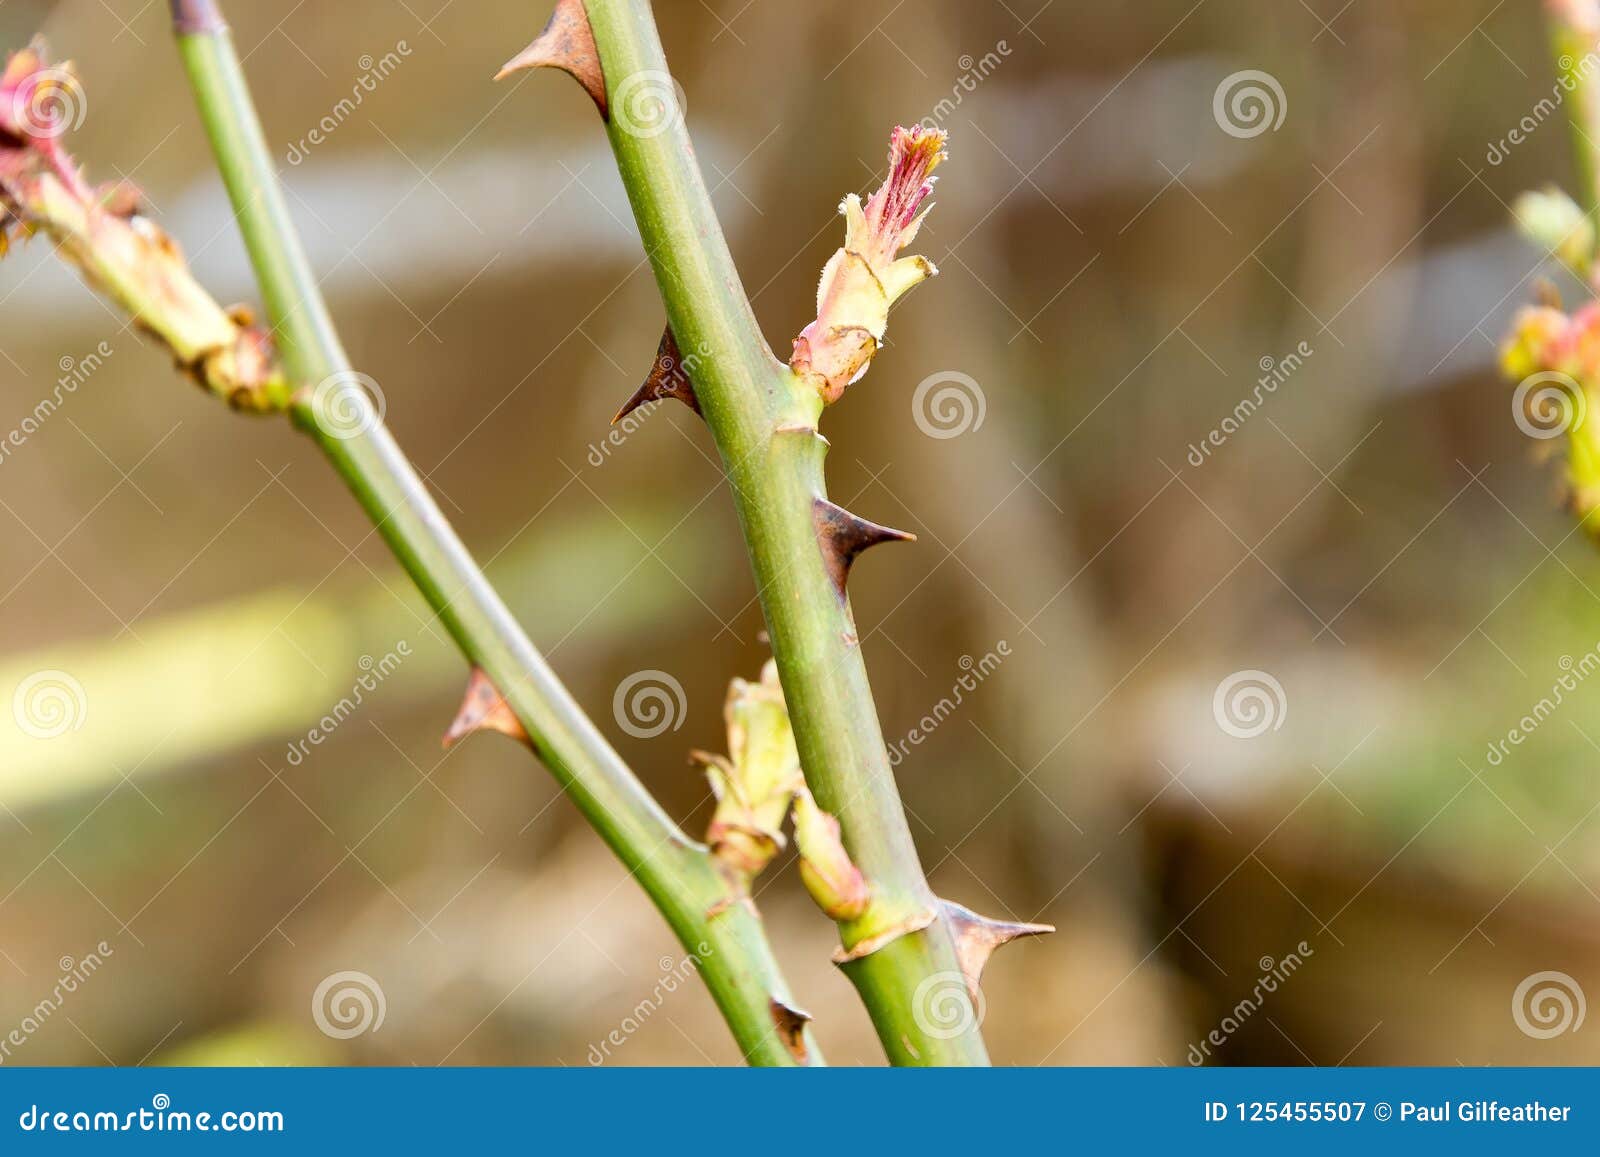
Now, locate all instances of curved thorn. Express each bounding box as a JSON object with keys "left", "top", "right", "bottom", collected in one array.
[
  {"left": 614, "top": 325, "right": 700, "bottom": 423},
  {"left": 812, "top": 497, "right": 916, "bottom": 598},
  {"left": 496, "top": 0, "right": 608, "bottom": 119},
  {"left": 940, "top": 899, "right": 1053, "bottom": 998},
  {"left": 443, "top": 666, "right": 532, "bottom": 750}
]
